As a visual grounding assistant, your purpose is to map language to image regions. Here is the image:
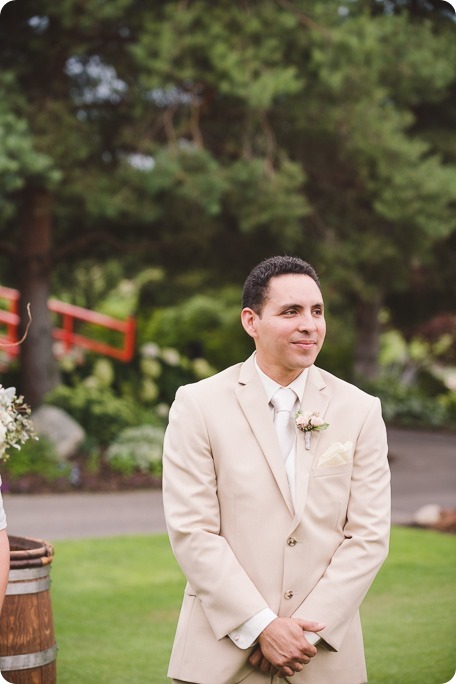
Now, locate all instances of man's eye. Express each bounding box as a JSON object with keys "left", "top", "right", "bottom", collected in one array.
[{"left": 313, "top": 308, "right": 323, "bottom": 316}]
